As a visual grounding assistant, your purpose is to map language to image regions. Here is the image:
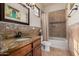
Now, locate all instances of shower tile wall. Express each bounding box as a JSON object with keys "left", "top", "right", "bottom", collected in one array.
[{"left": 48, "top": 9, "right": 66, "bottom": 38}]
